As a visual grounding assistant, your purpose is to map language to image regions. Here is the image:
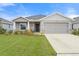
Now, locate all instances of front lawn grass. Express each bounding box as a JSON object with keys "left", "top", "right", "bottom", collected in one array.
[{"left": 0, "top": 35, "right": 56, "bottom": 56}]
